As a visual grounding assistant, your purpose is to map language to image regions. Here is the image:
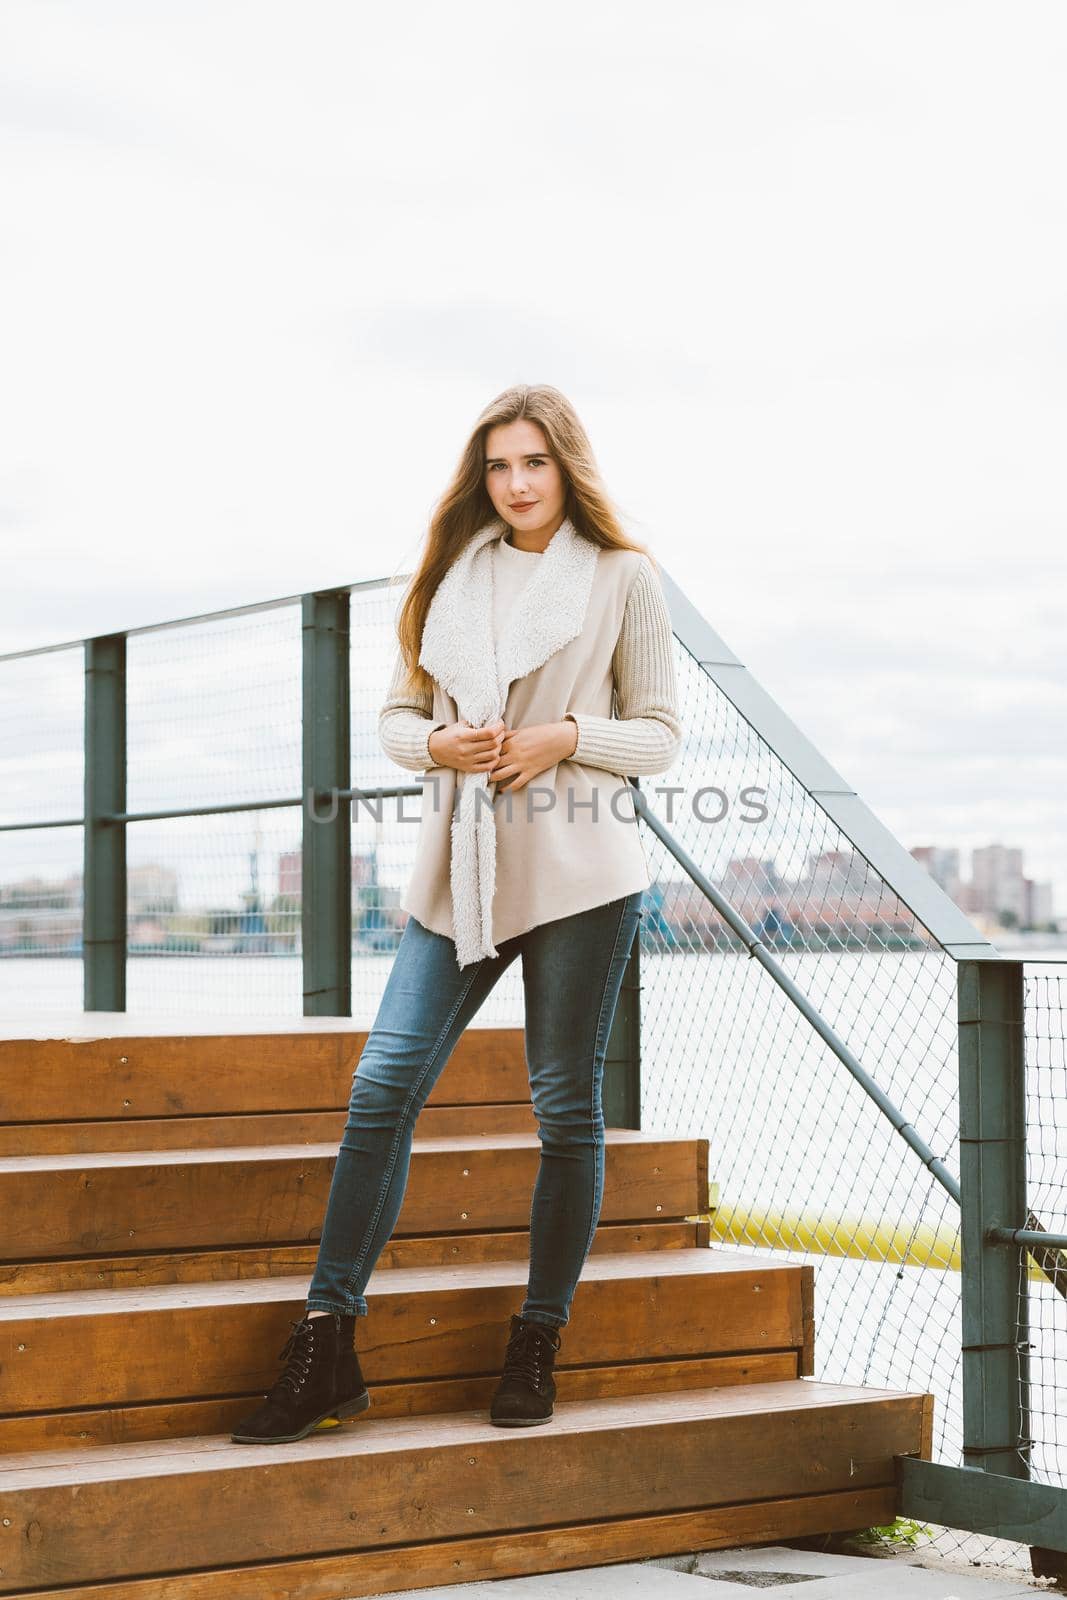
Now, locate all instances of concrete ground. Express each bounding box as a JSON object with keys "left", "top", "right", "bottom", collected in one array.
[{"left": 377, "top": 1543, "right": 1060, "bottom": 1599}]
